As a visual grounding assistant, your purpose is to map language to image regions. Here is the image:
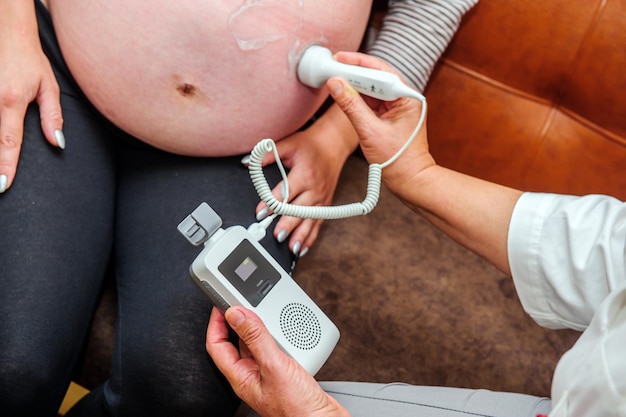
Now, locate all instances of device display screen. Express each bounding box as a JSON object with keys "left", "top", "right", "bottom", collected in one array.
[
  {"left": 234, "top": 257, "right": 257, "bottom": 282},
  {"left": 218, "top": 239, "right": 281, "bottom": 306}
]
